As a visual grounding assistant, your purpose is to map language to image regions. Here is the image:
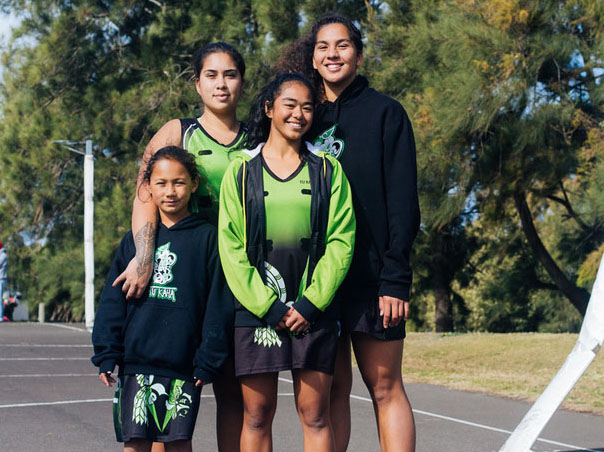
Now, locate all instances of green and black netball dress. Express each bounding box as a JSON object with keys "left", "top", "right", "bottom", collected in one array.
[
  {"left": 218, "top": 143, "right": 356, "bottom": 376},
  {"left": 180, "top": 118, "right": 247, "bottom": 222}
]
